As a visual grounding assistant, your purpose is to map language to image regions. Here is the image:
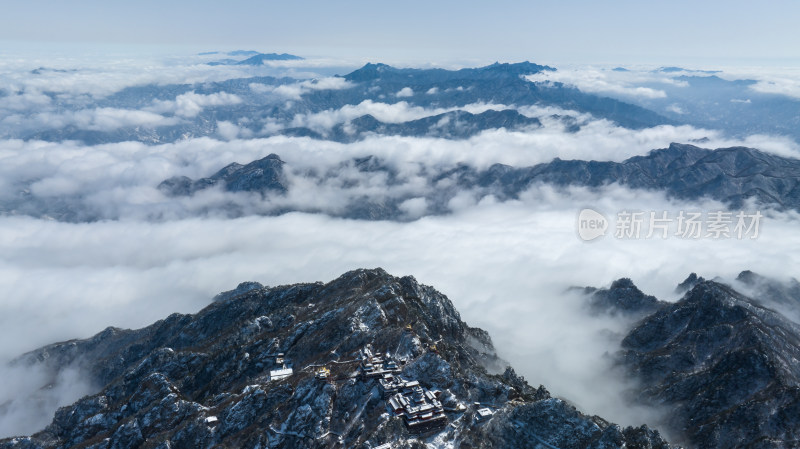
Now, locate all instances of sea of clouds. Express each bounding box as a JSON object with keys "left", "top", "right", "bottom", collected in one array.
[{"left": 1, "top": 51, "right": 799, "bottom": 439}]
